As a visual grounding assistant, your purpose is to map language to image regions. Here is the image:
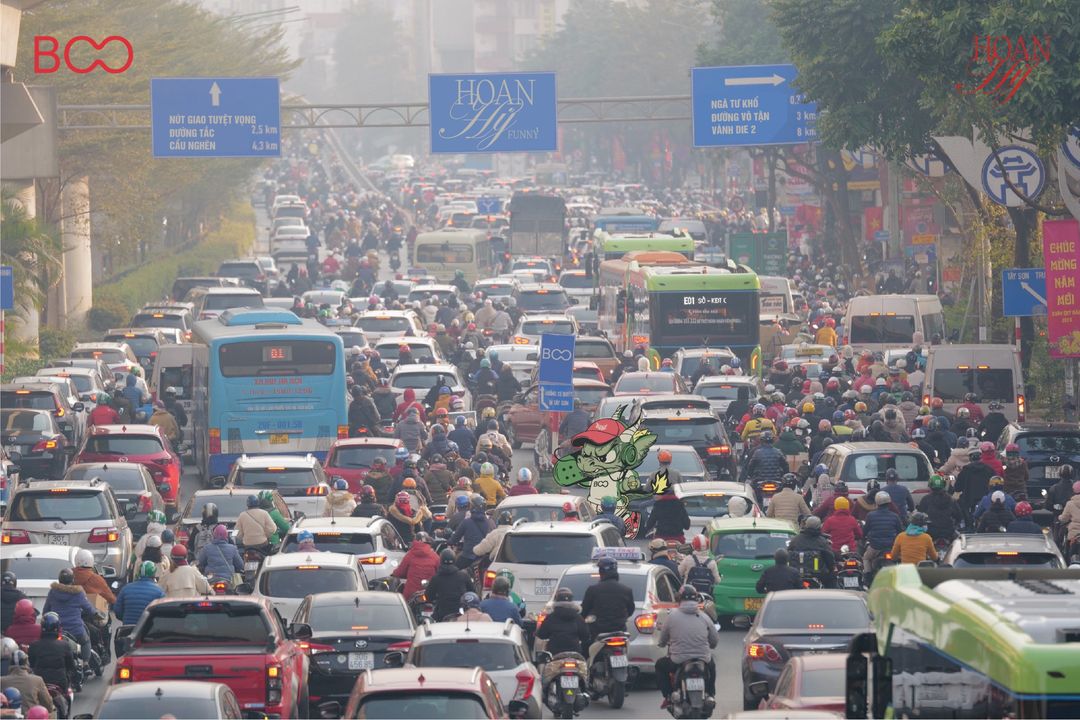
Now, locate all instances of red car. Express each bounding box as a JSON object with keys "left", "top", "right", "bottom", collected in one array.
[
  {"left": 74, "top": 424, "right": 181, "bottom": 508},
  {"left": 322, "top": 437, "right": 404, "bottom": 494},
  {"left": 753, "top": 653, "right": 847, "bottom": 713}
]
